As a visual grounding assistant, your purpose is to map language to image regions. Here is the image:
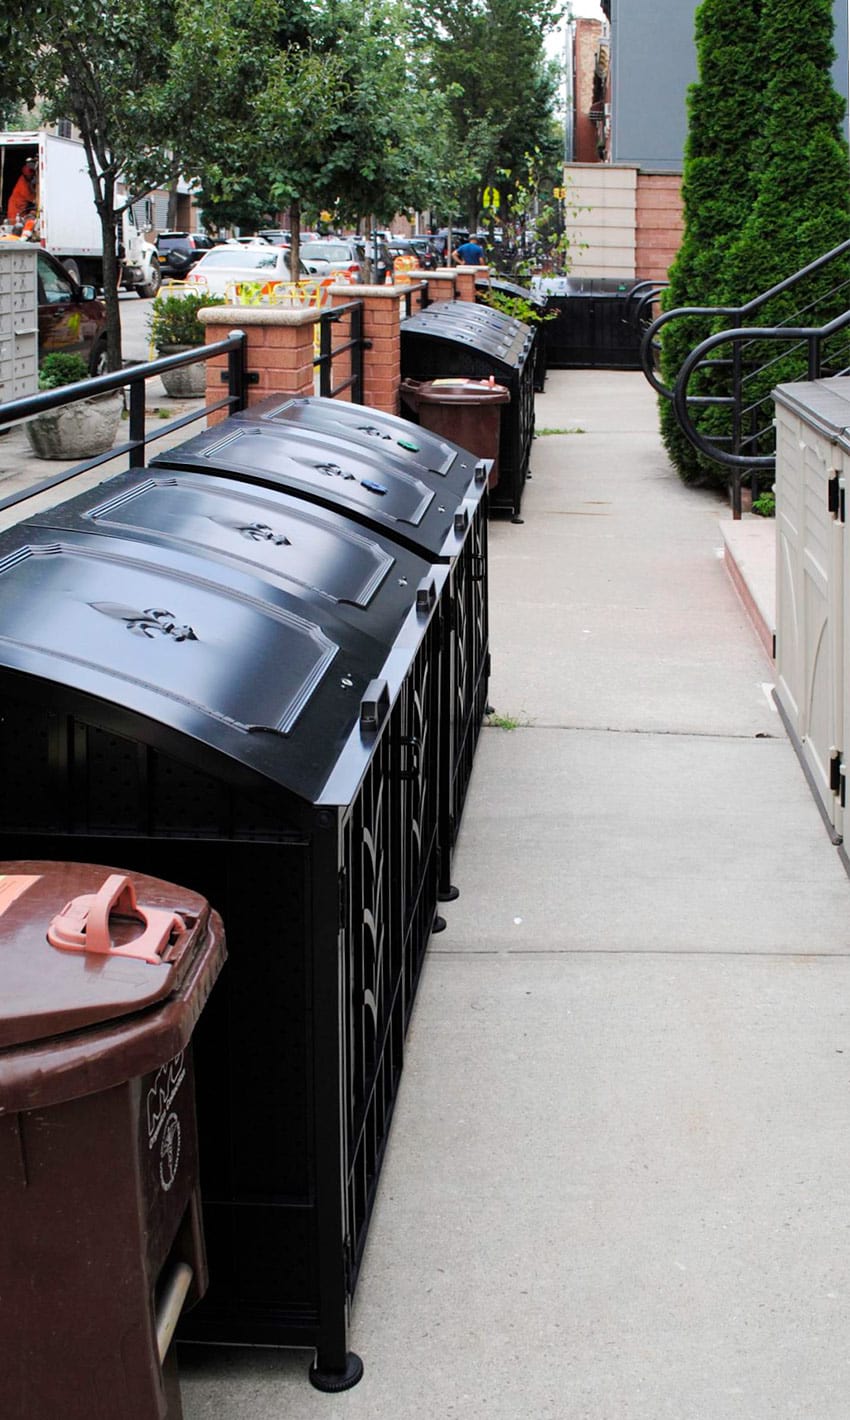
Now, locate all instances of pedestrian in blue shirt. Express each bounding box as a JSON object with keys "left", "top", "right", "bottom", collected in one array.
[{"left": 452, "top": 238, "right": 486, "bottom": 266}]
